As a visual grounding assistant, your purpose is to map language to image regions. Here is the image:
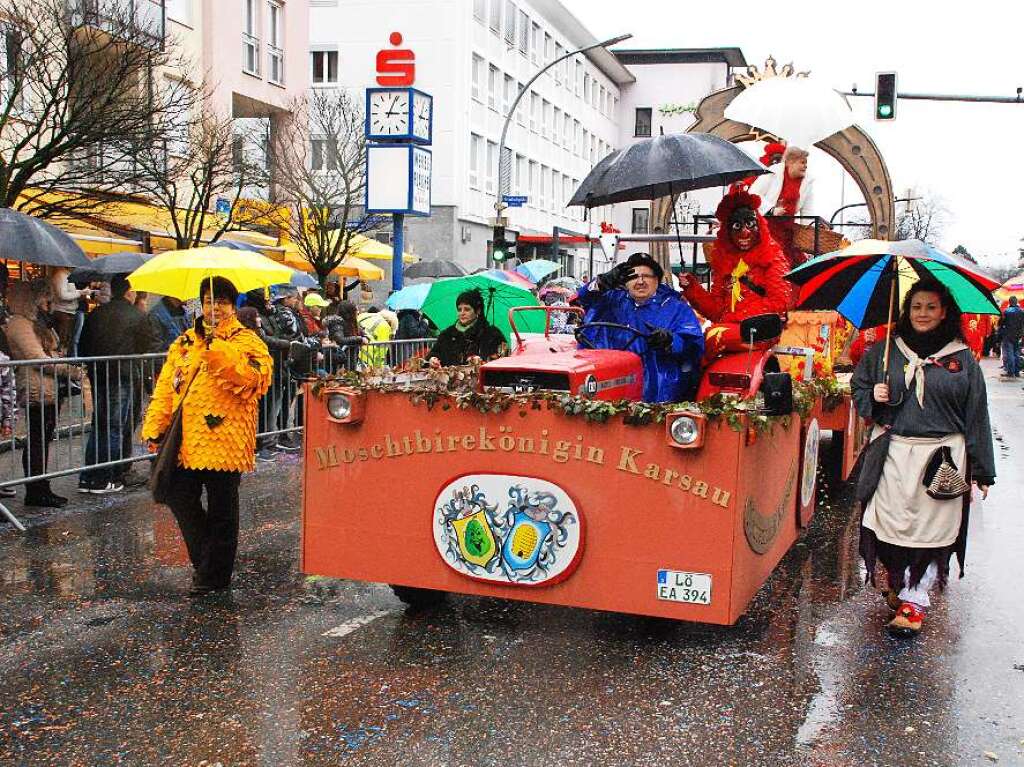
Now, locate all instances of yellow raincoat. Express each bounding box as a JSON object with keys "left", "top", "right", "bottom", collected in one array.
[{"left": 142, "top": 317, "right": 273, "bottom": 473}]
